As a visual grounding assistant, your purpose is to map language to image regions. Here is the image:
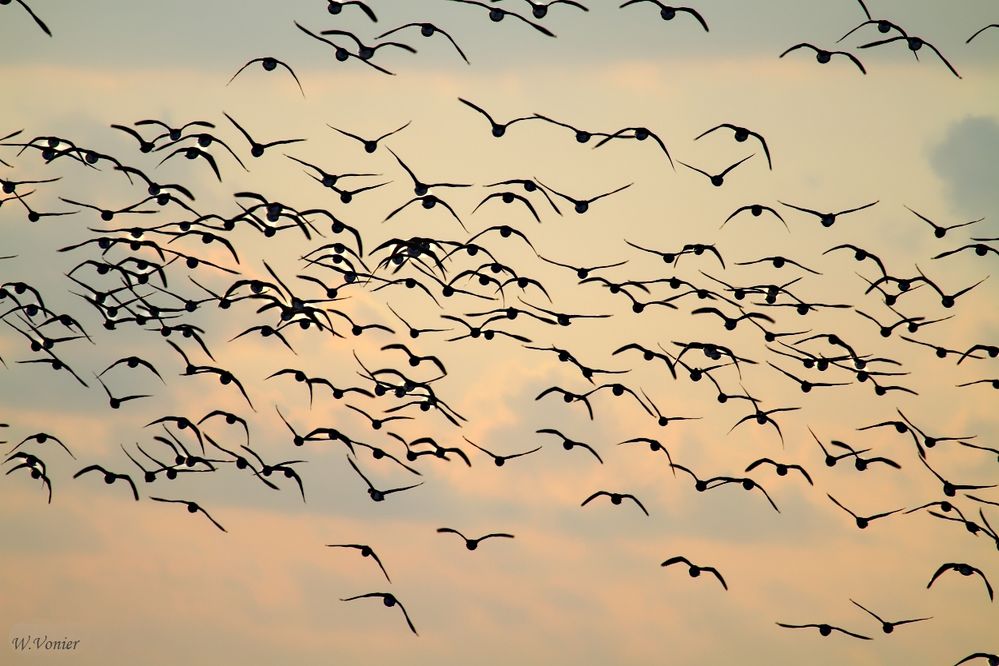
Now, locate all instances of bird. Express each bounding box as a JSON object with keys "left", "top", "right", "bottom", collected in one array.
[
  {"left": 691, "top": 306, "right": 774, "bottom": 331},
  {"left": 449, "top": 0, "right": 557, "bottom": 37},
  {"left": 745, "top": 458, "right": 813, "bottom": 485},
  {"left": 326, "top": 544, "right": 391, "bottom": 582},
  {"left": 932, "top": 242, "right": 998, "bottom": 261},
  {"left": 859, "top": 34, "right": 961, "bottom": 78},
  {"left": 827, "top": 494, "right": 903, "bottom": 529},
  {"left": 4, "top": 452, "right": 52, "bottom": 503},
  {"left": 779, "top": 43, "right": 867, "bottom": 74},
  {"left": 225, "top": 112, "right": 304, "bottom": 158},
  {"left": 780, "top": 200, "right": 878, "bottom": 228},
  {"left": 926, "top": 563, "right": 994, "bottom": 601},
  {"left": 661, "top": 556, "right": 728, "bottom": 589},
  {"left": 330, "top": 121, "right": 411, "bottom": 154},
  {"left": 905, "top": 206, "right": 984, "bottom": 239},
  {"left": 721, "top": 204, "right": 787, "bottom": 230},
  {"left": 915, "top": 267, "right": 987, "bottom": 309},
  {"left": 592, "top": 126, "right": 674, "bottom": 169},
  {"left": 580, "top": 490, "right": 649, "bottom": 516},
  {"left": 967, "top": 24, "right": 999, "bottom": 44},
  {"left": 387, "top": 147, "right": 471, "bottom": 197},
  {"left": 295, "top": 21, "right": 398, "bottom": 75},
  {"left": 9, "top": 432, "right": 75, "bottom": 459},
  {"left": 775, "top": 622, "right": 871, "bottom": 640},
  {"left": 317, "top": 30, "right": 415, "bottom": 64},
  {"left": 957, "top": 344, "right": 999, "bottom": 365},
  {"left": 533, "top": 113, "right": 611, "bottom": 144},
  {"left": 837, "top": 17, "right": 910, "bottom": 45},
  {"left": 619, "top": 1, "right": 708, "bottom": 31},
  {"left": 496, "top": 0, "right": 589, "bottom": 19},
  {"left": 340, "top": 592, "right": 418, "bottom": 635},
  {"left": 436, "top": 527, "right": 515, "bottom": 550},
  {"left": 536, "top": 428, "right": 603, "bottom": 463},
  {"left": 849, "top": 599, "right": 931, "bottom": 634},
  {"left": 157, "top": 146, "right": 224, "bottom": 181},
  {"left": 536, "top": 180, "right": 632, "bottom": 214},
  {"left": 829, "top": 440, "right": 901, "bottom": 472},
  {"left": 376, "top": 22, "right": 469, "bottom": 64},
  {"left": 73, "top": 465, "right": 140, "bottom": 501},
  {"left": 728, "top": 406, "right": 800, "bottom": 446},
  {"left": 347, "top": 457, "right": 422, "bottom": 502},
  {"left": 324, "top": 1, "right": 378, "bottom": 21},
  {"left": 227, "top": 57, "right": 305, "bottom": 97},
  {"left": 767, "top": 362, "right": 849, "bottom": 393},
  {"left": 457, "top": 98, "right": 536, "bottom": 138},
  {"left": 463, "top": 437, "right": 540, "bottom": 467},
  {"left": 695, "top": 124, "right": 772, "bottom": 169},
  {"left": 94, "top": 373, "right": 152, "bottom": 410},
  {"left": 2, "top": 0, "right": 51, "bottom": 37},
  {"left": 149, "top": 497, "right": 226, "bottom": 532},
  {"left": 678, "top": 155, "right": 754, "bottom": 187}
]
